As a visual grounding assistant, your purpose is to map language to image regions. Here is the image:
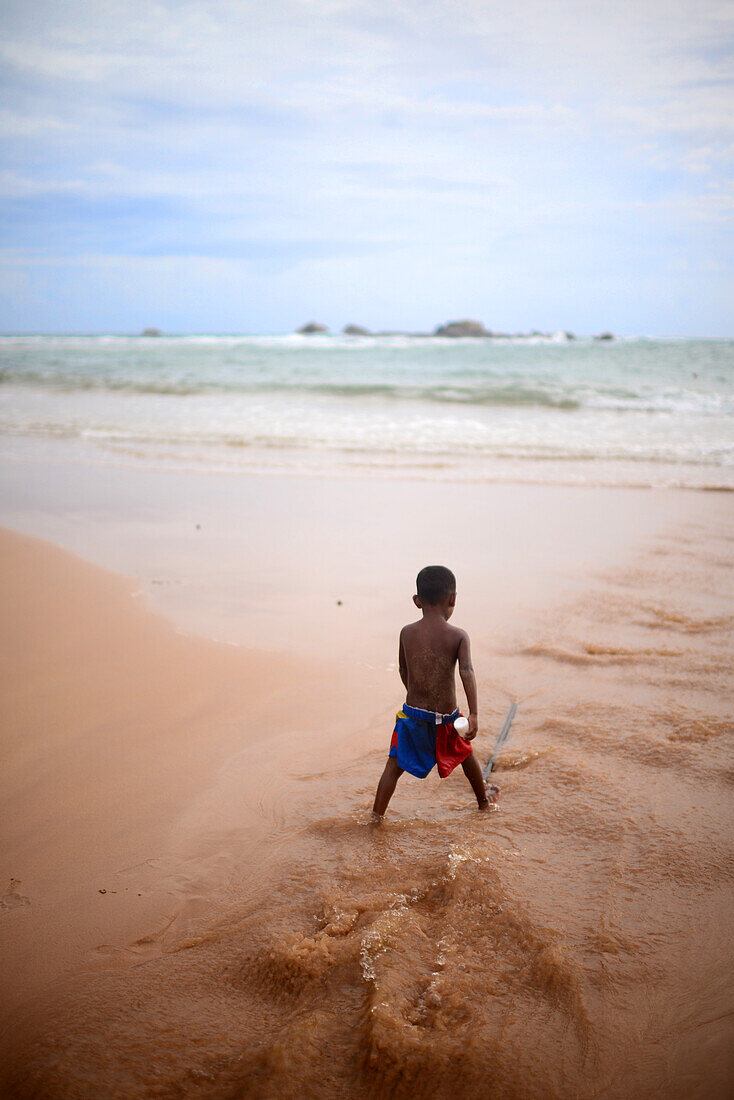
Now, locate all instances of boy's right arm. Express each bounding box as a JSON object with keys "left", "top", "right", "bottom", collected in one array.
[
  {"left": 398, "top": 629, "right": 408, "bottom": 690},
  {"left": 458, "top": 631, "right": 478, "bottom": 738}
]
